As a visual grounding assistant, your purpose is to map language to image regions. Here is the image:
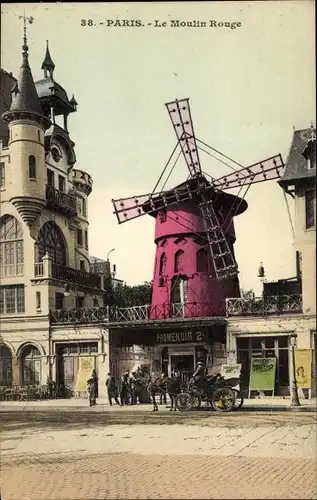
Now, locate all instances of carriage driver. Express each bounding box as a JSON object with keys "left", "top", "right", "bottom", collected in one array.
[{"left": 192, "top": 361, "right": 205, "bottom": 385}]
